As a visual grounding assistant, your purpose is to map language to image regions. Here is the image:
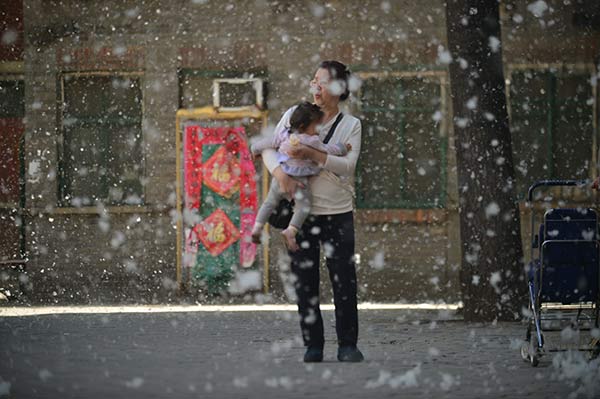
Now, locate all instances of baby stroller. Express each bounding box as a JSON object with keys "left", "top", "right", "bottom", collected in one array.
[{"left": 521, "top": 180, "right": 600, "bottom": 366}]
